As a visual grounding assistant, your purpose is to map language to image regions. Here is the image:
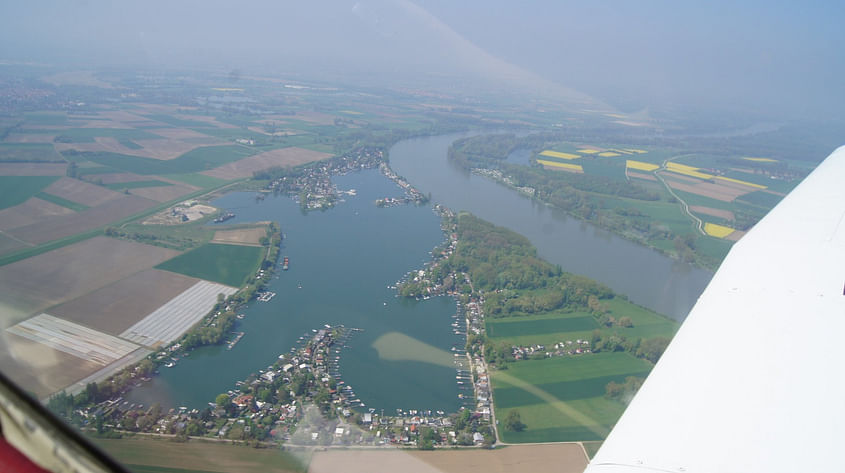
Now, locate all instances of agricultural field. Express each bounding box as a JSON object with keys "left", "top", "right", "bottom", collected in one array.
[
  {"left": 487, "top": 298, "right": 676, "bottom": 348},
  {"left": 0, "top": 236, "right": 180, "bottom": 323},
  {"left": 0, "top": 332, "right": 105, "bottom": 399},
  {"left": 67, "top": 145, "right": 258, "bottom": 175},
  {"left": 492, "top": 353, "right": 653, "bottom": 442},
  {"left": 517, "top": 147, "right": 808, "bottom": 252},
  {"left": 128, "top": 183, "right": 197, "bottom": 203},
  {"left": 5, "top": 194, "right": 156, "bottom": 245},
  {"left": 0, "top": 175, "right": 60, "bottom": 209},
  {"left": 308, "top": 444, "right": 588, "bottom": 473},
  {"left": 211, "top": 225, "right": 269, "bottom": 246},
  {"left": 94, "top": 438, "right": 307, "bottom": 473},
  {"left": 155, "top": 242, "right": 264, "bottom": 287},
  {"left": 0, "top": 162, "right": 67, "bottom": 175},
  {"left": 43, "top": 177, "right": 125, "bottom": 207},
  {"left": 104, "top": 179, "right": 173, "bottom": 190},
  {"left": 487, "top": 297, "right": 676, "bottom": 443},
  {"left": 536, "top": 159, "right": 583, "bottom": 173},
  {"left": 0, "top": 142, "right": 64, "bottom": 162},
  {"left": 34, "top": 192, "right": 89, "bottom": 211},
  {"left": 487, "top": 312, "right": 599, "bottom": 346},
  {"left": 201, "top": 146, "right": 332, "bottom": 179},
  {"left": 49, "top": 269, "right": 199, "bottom": 335},
  {"left": 0, "top": 198, "right": 75, "bottom": 235}
]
